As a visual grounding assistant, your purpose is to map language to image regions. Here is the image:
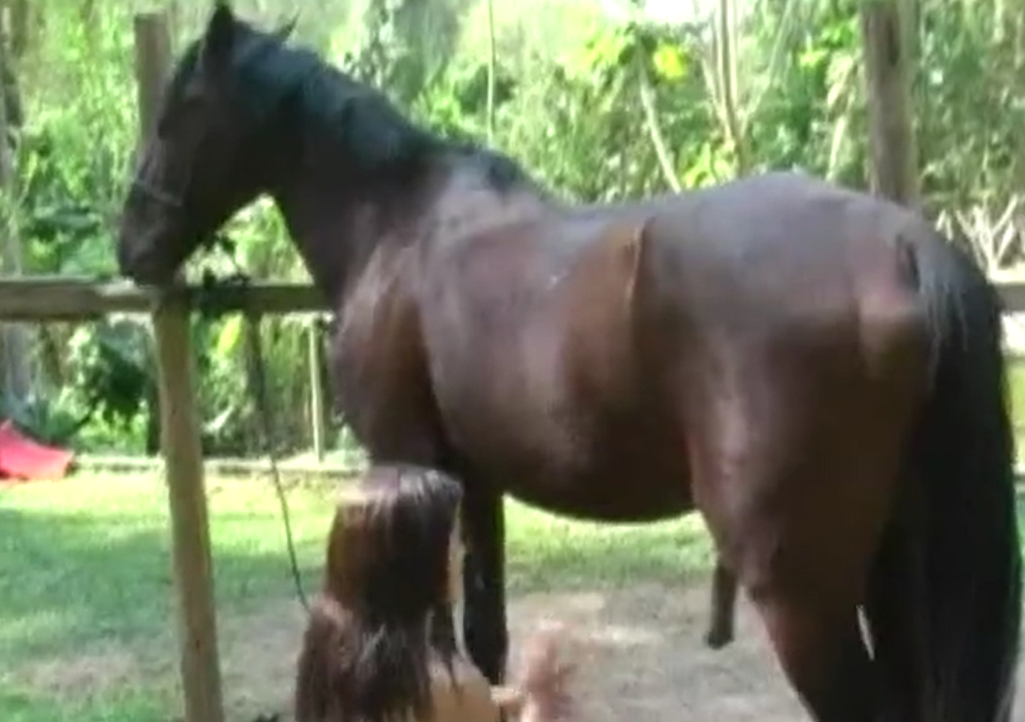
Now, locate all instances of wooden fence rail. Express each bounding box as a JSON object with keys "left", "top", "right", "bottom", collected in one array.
[
  {"left": 0, "top": 276, "right": 327, "bottom": 321},
  {"left": 993, "top": 270, "right": 1025, "bottom": 312},
  {"left": 0, "top": 272, "right": 1021, "bottom": 321}
]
